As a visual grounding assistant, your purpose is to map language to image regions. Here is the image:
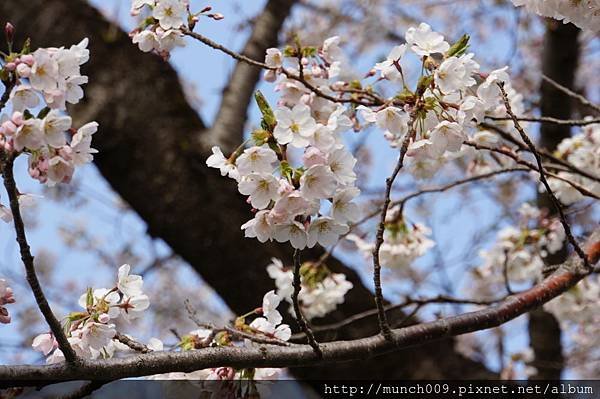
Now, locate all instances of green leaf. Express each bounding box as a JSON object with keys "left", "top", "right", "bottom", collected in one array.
[
  {"left": 254, "top": 91, "right": 276, "bottom": 131},
  {"left": 446, "top": 34, "right": 470, "bottom": 58}
]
